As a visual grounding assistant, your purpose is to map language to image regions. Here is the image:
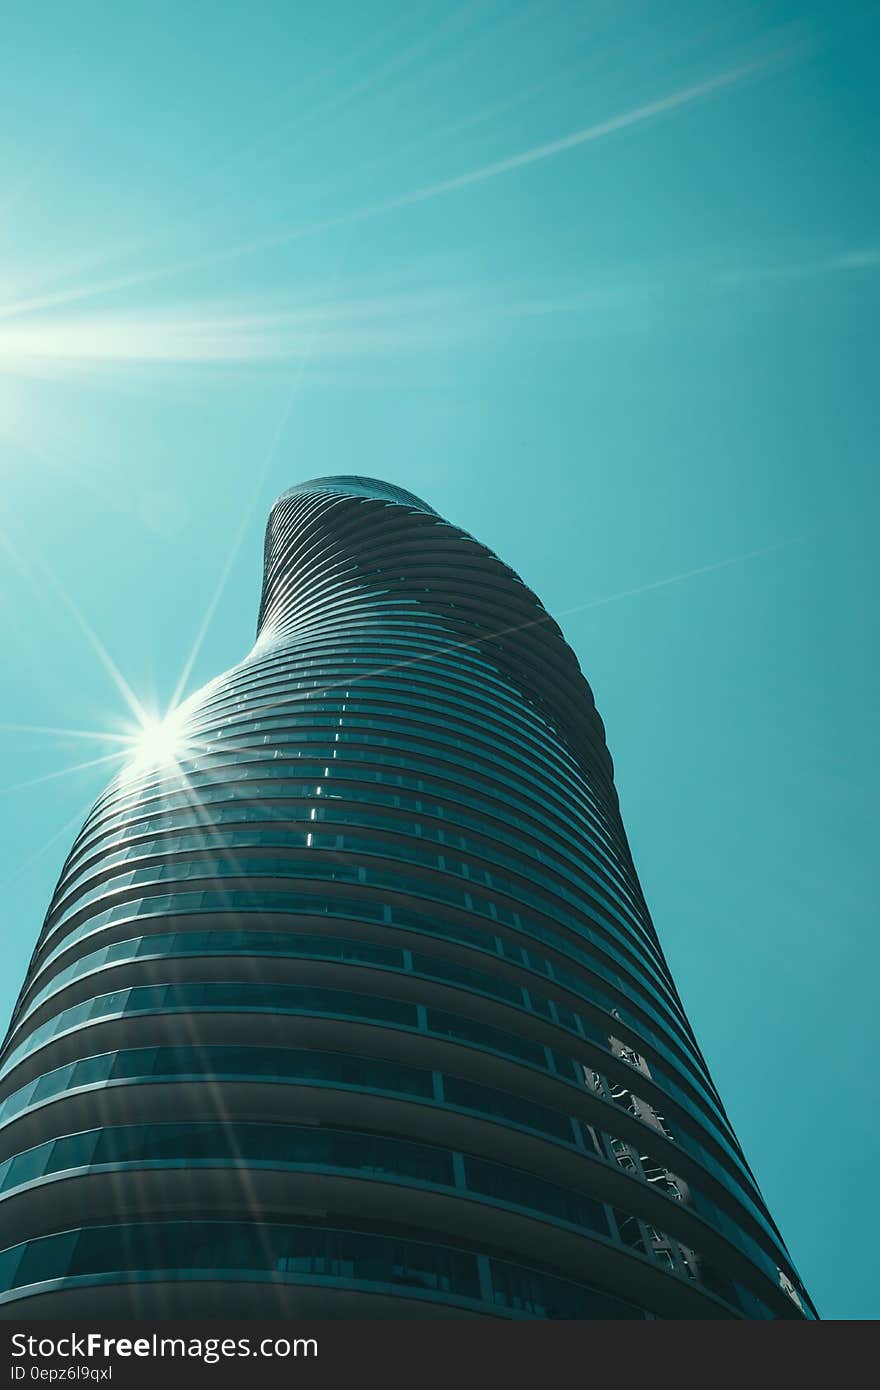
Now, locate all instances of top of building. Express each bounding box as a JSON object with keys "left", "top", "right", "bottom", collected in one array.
[{"left": 276, "top": 476, "right": 438, "bottom": 517}]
